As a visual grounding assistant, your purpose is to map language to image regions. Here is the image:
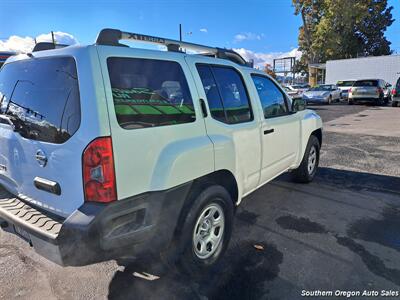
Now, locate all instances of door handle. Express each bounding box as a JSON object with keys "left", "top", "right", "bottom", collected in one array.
[
  {"left": 34, "top": 177, "right": 61, "bottom": 195},
  {"left": 264, "top": 129, "right": 275, "bottom": 135},
  {"left": 199, "top": 98, "right": 208, "bottom": 118}
]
